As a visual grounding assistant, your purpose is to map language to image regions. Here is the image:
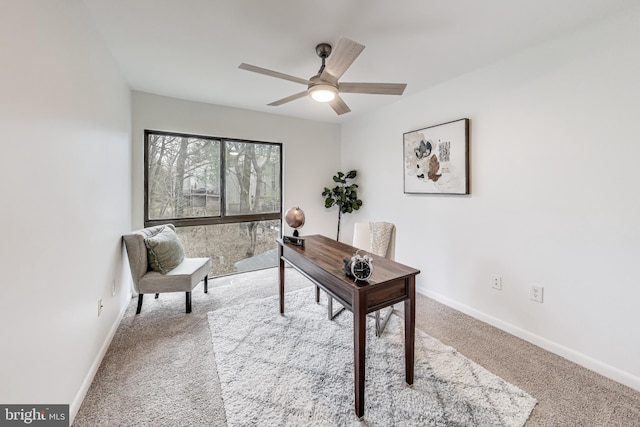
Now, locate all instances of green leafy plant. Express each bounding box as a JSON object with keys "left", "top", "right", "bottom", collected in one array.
[{"left": 322, "top": 170, "right": 363, "bottom": 240}]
